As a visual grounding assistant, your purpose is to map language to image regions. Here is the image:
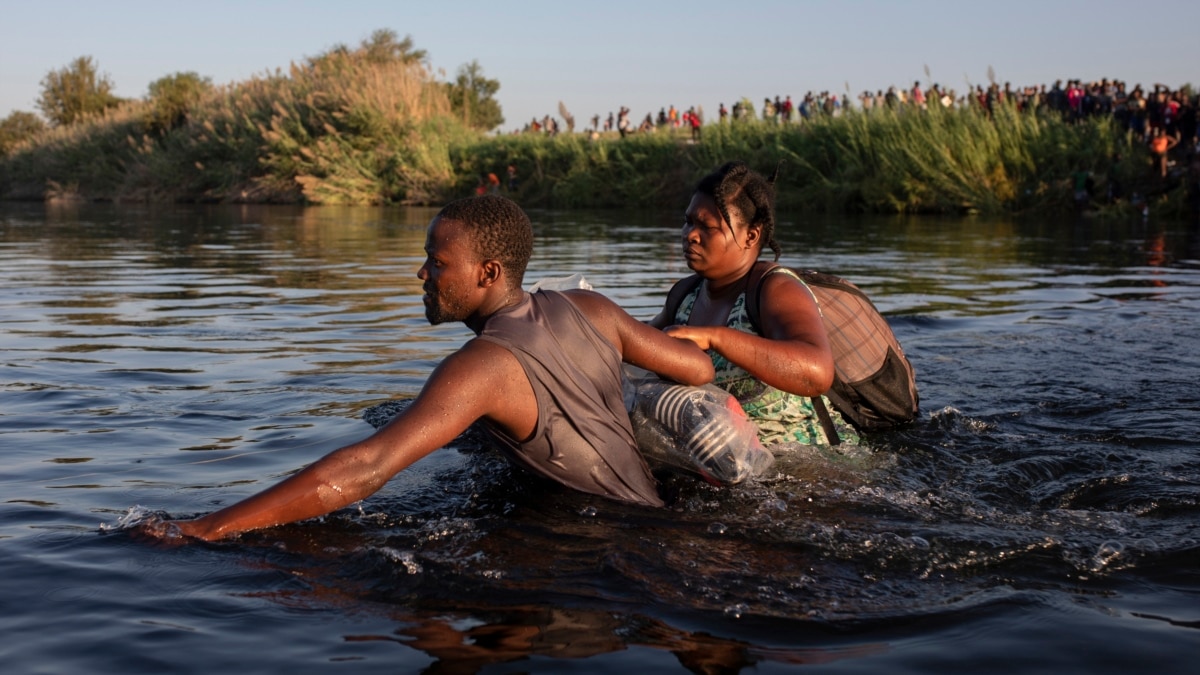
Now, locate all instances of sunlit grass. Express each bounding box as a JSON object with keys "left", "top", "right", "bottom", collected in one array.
[
  {"left": 455, "top": 104, "right": 1142, "bottom": 215},
  {"left": 2, "top": 71, "right": 1154, "bottom": 215},
  {"left": 2, "top": 44, "right": 464, "bottom": 205}
]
